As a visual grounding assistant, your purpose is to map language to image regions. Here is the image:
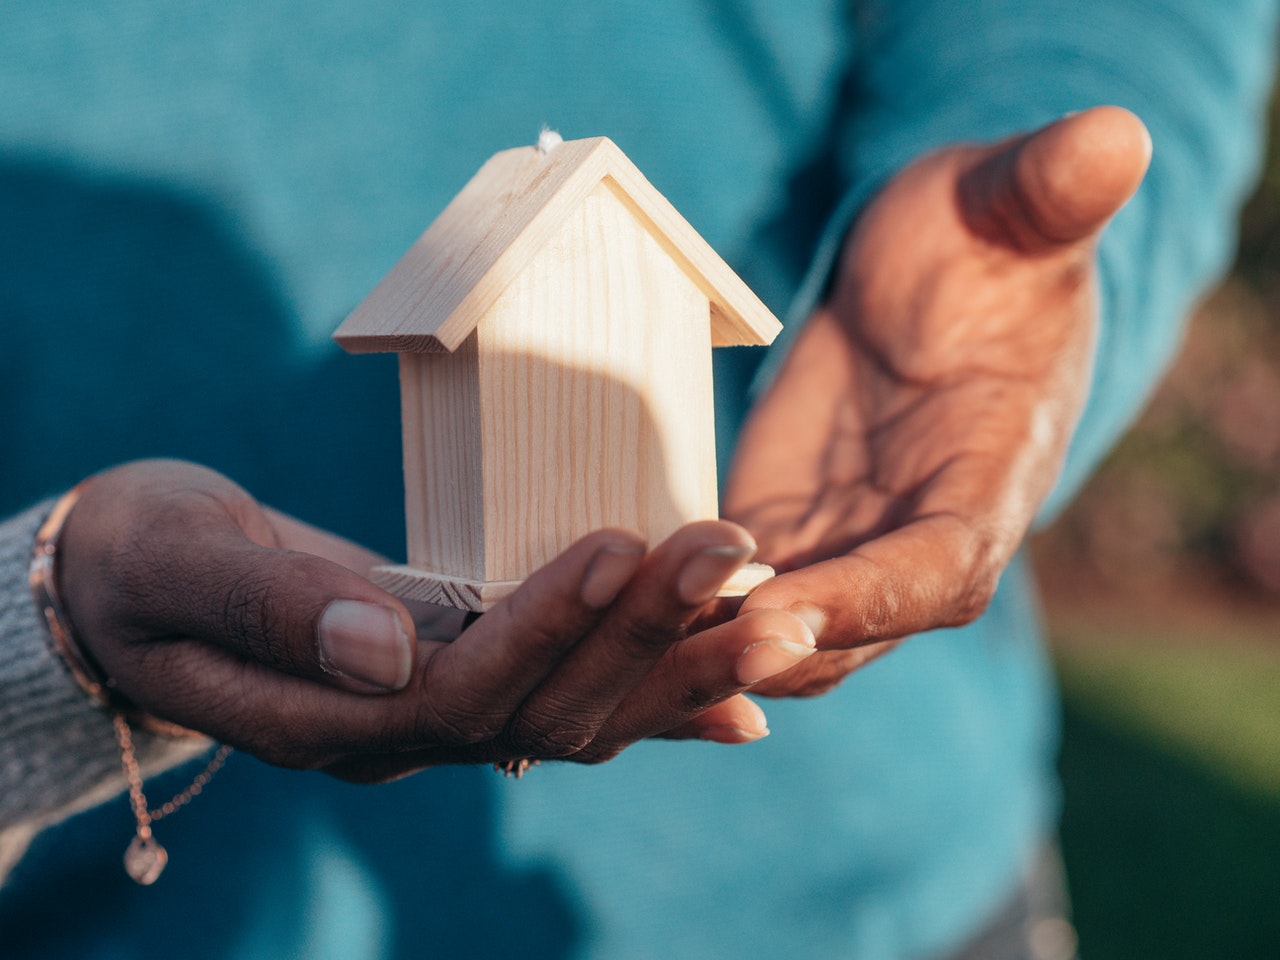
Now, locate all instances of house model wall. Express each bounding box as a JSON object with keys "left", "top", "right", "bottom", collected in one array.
[{"left": 335, "top": 135, "right": 781, "bottom": 610}]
